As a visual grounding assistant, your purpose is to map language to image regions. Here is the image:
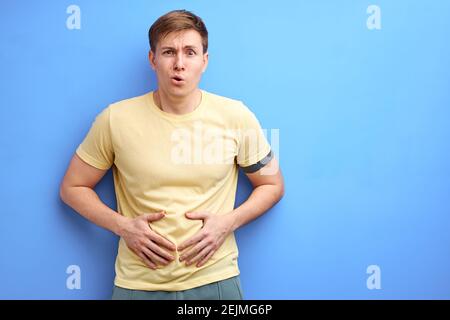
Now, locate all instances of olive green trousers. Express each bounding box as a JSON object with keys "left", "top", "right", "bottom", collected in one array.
[{"left": 111, "top": 275, "right": 243, "bottom": 300}]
